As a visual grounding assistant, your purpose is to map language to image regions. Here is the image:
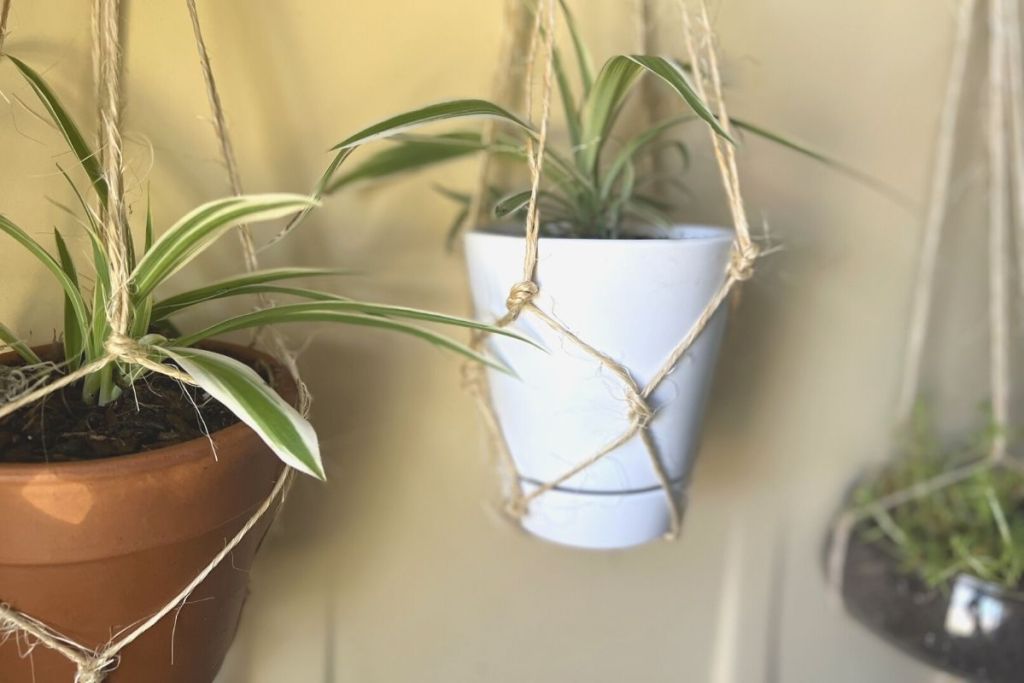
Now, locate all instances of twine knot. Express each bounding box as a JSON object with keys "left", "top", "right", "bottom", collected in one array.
[
  {"left": 626, "top": 391, "right": 653, "bottom": 428},
  {"left": 504, "top": 281, "right": 539, "bottom": 319},
  {"left": 504, "top": 494, "right": 529, "bottom": 519},
  {"left": 728, "top": 242, "right": 759, "bottom": 282},
  {"left": 103, "top": 333, "right": 145, "bottom": 360},
  {"left": 76, "top": 656, "right": 116, "bottom": 683}
]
